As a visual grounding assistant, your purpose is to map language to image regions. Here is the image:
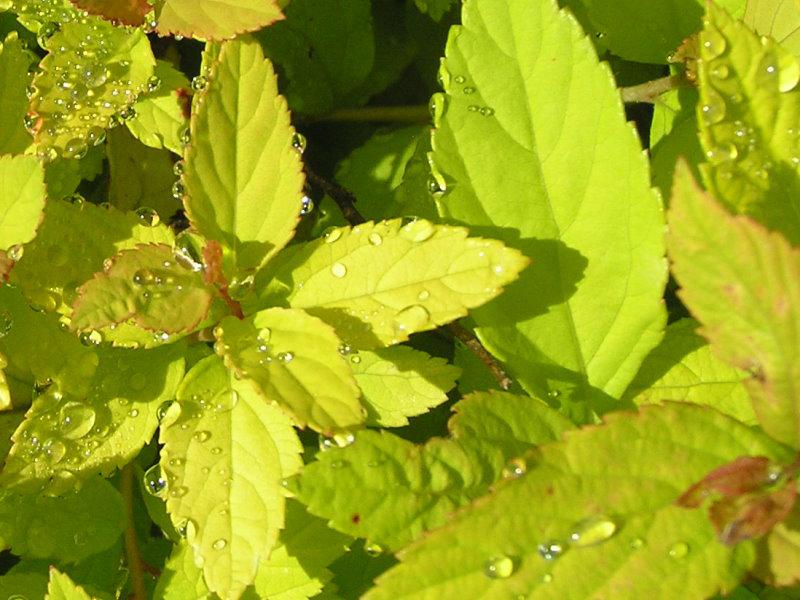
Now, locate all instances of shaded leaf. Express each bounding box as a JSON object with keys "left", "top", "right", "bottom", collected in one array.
[{"left": 0, "top": 32, "right": 34, "bottom": 154}]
